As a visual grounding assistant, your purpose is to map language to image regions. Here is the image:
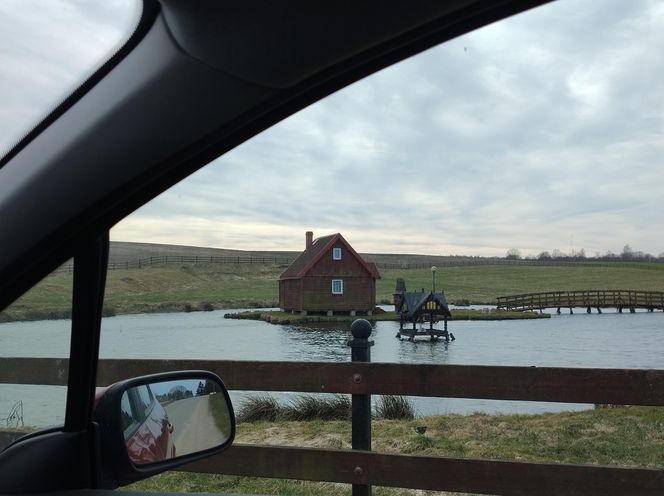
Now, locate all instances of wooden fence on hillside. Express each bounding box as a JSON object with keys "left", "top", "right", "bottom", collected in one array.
[
  {"left": 2, "top": 354, "right": 663, "bottom": 494},
  {"left": 50, "top": 256, "right": 664, "bottom": 274},
  {"left": 51, "top": 255, "right": 295, "bottom": 273}
]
